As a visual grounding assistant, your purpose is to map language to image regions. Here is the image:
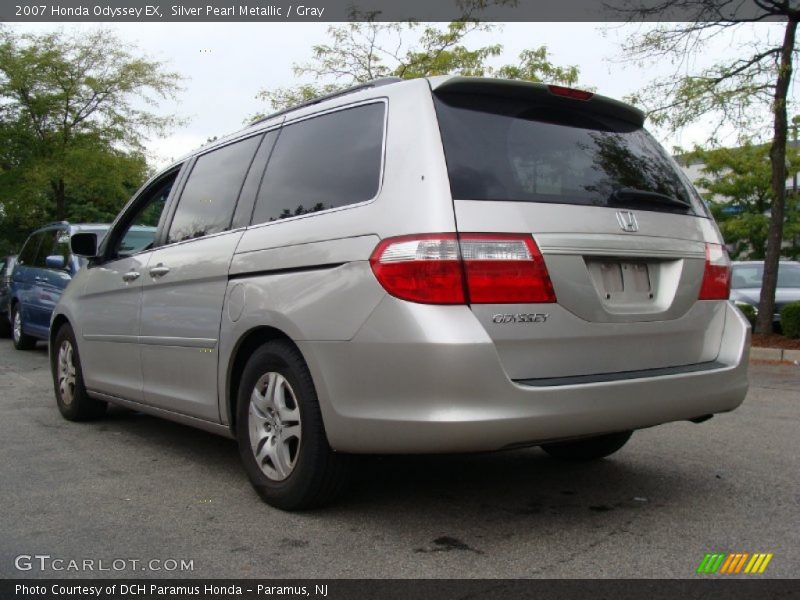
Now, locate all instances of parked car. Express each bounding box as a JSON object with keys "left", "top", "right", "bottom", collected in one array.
[
  {"left": 0, "top": 255, "right": 16, "bottom": 336},
  {"left": 730, "top": 261, "right": 800, "bottom": 323},
  {"left": 10, "top": 222, "right": 157, "bottom": 351},
  {"left": 9, "top": 223, "right": 112, "bottom": 350},
  {"left": 52, "top": 76, "right": 749, "bottom": 510}
]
